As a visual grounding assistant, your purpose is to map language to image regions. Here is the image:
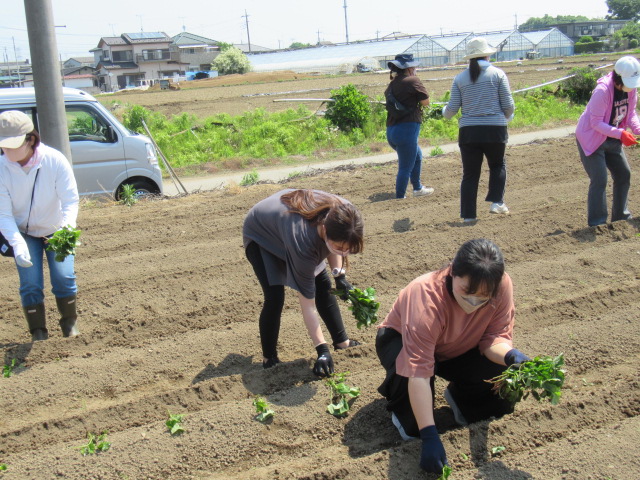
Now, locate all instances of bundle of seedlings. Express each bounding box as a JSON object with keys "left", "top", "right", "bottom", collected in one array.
[
  {"left": 335, "top": 286, "right": 380, "bottom": 329},
  {"left": 46, "top": 225, "right": 81, "bottom": 262},
  {"left": 488, "top": 353, "right": 566, "bottom": 405}
]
